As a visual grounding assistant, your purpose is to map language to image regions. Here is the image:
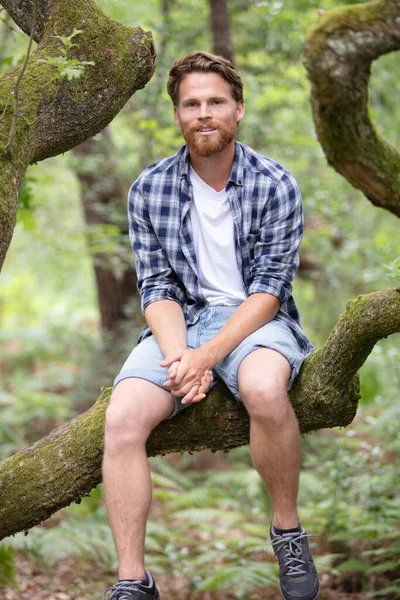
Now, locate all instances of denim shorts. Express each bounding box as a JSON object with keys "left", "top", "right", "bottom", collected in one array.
[{"left": 114, "top": 306, "right": 309, "bottom": 419}]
